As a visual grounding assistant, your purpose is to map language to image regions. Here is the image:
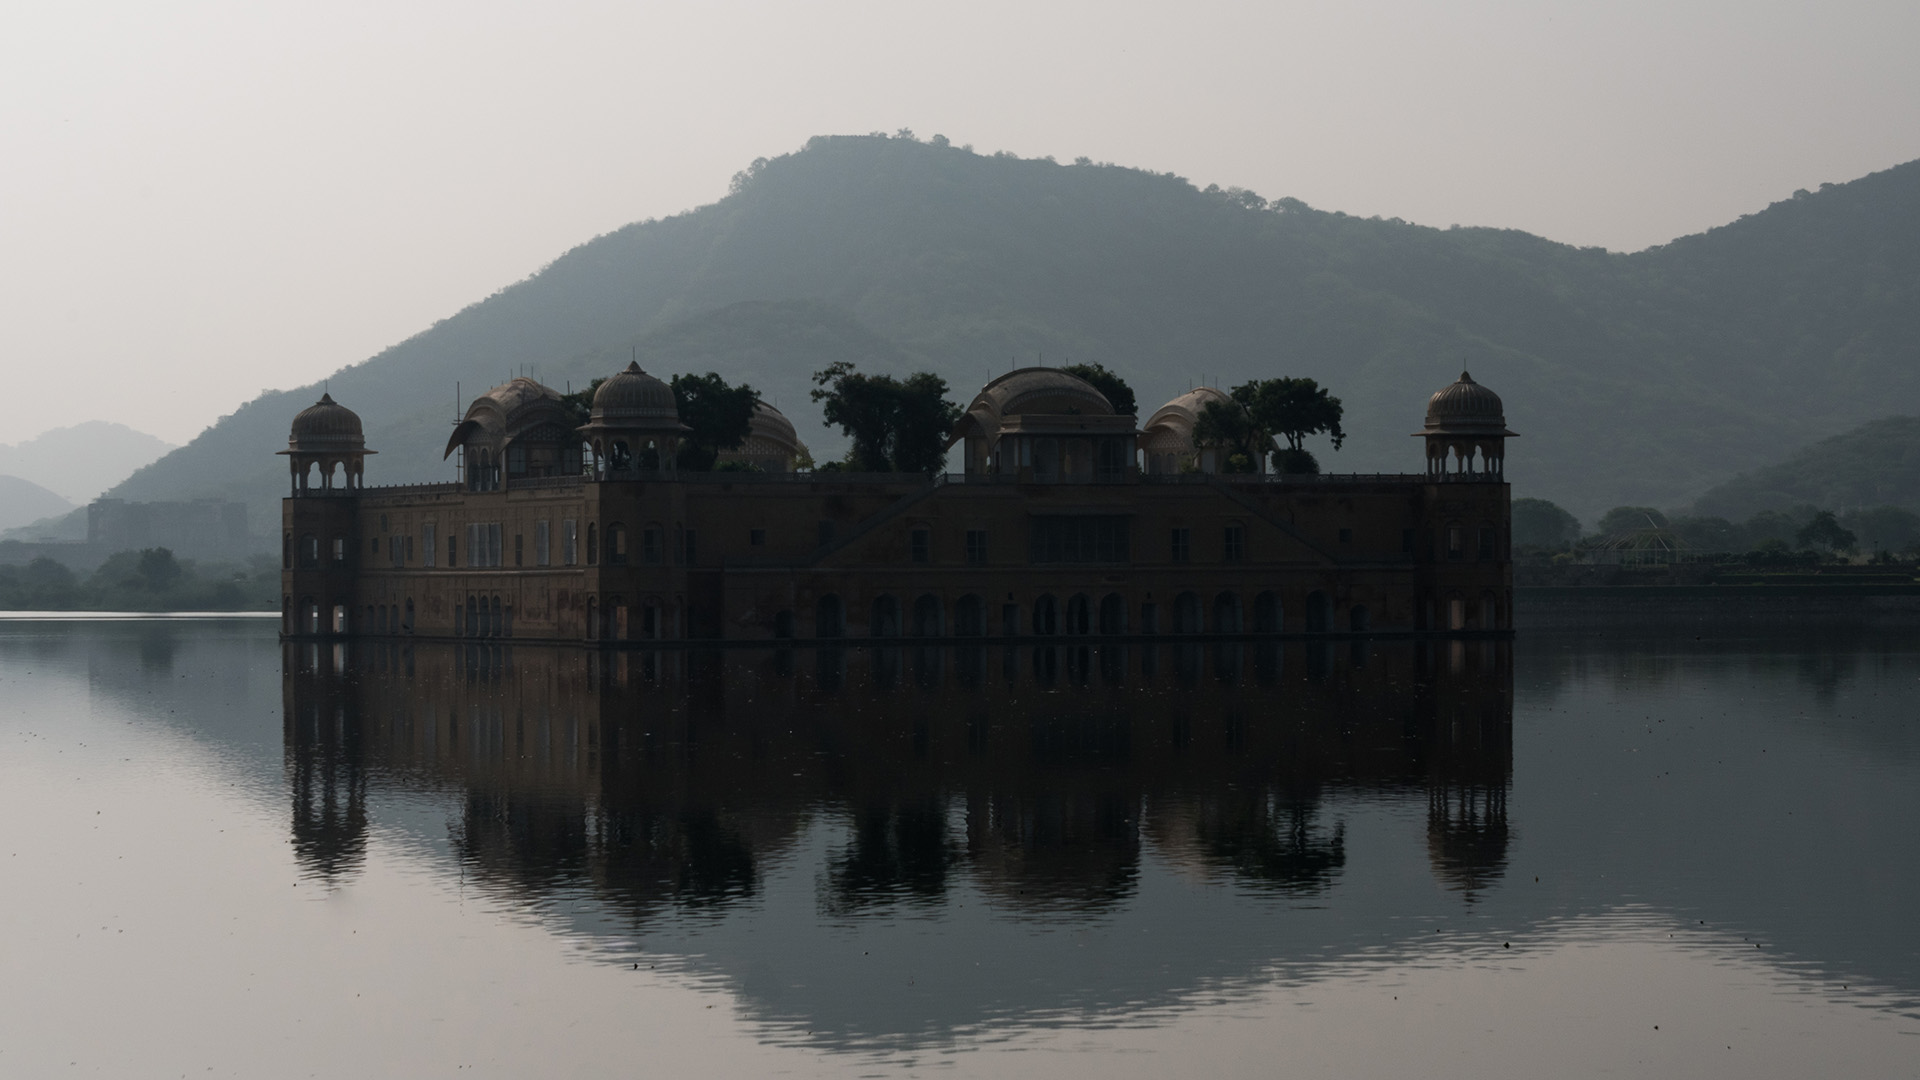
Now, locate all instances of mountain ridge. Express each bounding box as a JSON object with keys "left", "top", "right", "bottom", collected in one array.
[{"left": 94, "top": 135, "right": 1920, "bottom": 531}]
